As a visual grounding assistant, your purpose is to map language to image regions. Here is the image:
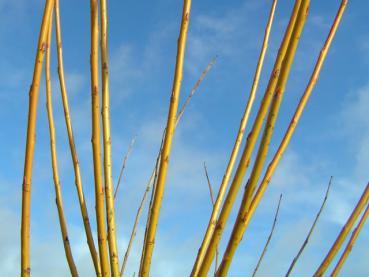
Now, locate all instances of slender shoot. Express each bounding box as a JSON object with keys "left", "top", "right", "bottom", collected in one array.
[
  {"left": 115, "top": 136, "right": 137, "bottom": 199},
  {"left": 286, "top": 177, "right": 333, "bottom": 276},
  {"left": 252, "top": 194, "right": 282, "bottom": 277}
]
